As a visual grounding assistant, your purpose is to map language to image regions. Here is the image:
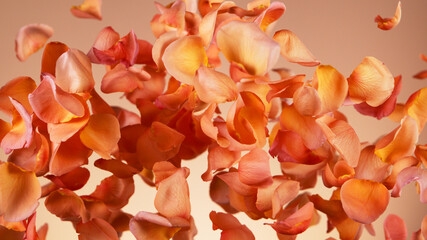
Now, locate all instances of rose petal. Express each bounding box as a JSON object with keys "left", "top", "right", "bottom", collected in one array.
[
  {"left": 199, "top": 1, "right": 236, "bottom": 46},
  {"left": 151, "top": 1, "right": 186, "bottom": 37},
  {"left": 101, "top": 63, "right": 140, "bottom": 93},
  {"left": 414, "top": 70, "right": 427, "bottom": 80},
  {"left": 0, "top": 162, "right": 40, "bottom": 222},
  {"left": 15, "top": 24, "right": 53, "bottom": 61},
  {"left": 41, "top": 42, "right": 70, "bottom": 76},
  {"left": 253, "top": 2, "right": 286, "bottom": 32},
  {"left": 90, "top": 175, "right": 134, "bottom": 210},
  {"left": 45, "top": 189, "right": 86, "bottom": 222},
  {"left": 355, "top": 145, "right": 390, "bottom": 182},
  {"left": 293, "top": 85, "right": 321, "bottom": 116},
  {"left": 266, "top": 202, "right": 314, "bottom": 235},
  {"left": 391, "top": 166, "right": 427, "bottom": 203},
  {"left": 341, "top": 179, "right": 389, "bottom": 224},
  {"left": 71, "top": 0, "right": 102, "bottom": 20},
  {"left": 94, "top": 159, "right": 139, "bottom": 179},
  {"left": 238, "top": 148, "right": 273, "bottom": 187},
  {"left": 375, "top": 1, "right": 401, "bottom": 31},
  {"left": 405, "top": 87, "right": 427, "bottom": 132},
  {"left": 209, "top": 211, "right": 255, "bottom": 239},
  {"left": 0, "top": 76, "right": 36, "bottom": 117},
  {"left": 76, "top": 218, "right": 119, "bottom": 240},
  {"left": 384, "top": 214, "right": 407, "bottom": 240},
  {"left": 217, "top": 172, "right": 257, "bottom": 197},
  {"left": 45, "top": 167, "right": 90, "bottom": 191},
  {"left": 194, "top": 65, "right": 238, "bottom": 103},
  {"left": 383, "top": 156, "right": 419, "bottom": 189},
  {"left": 202, "top": 143, "right": 240, "bottom": 181},
  {"left": 87, "top": 27, "right": 120, "bottom": 63}
]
